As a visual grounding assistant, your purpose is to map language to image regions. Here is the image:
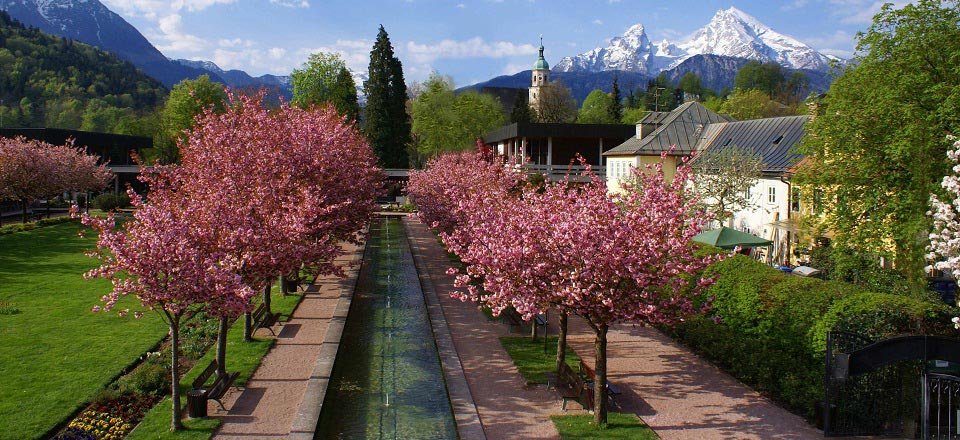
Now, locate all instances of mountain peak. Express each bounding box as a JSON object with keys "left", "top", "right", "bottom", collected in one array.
[{"left": 554, "top": 6, "right": 834, "bottom": 74}]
